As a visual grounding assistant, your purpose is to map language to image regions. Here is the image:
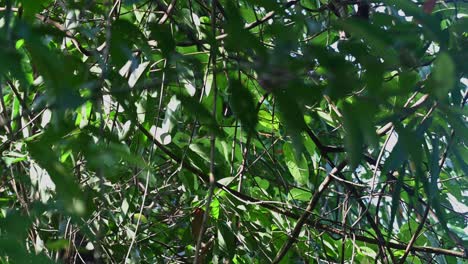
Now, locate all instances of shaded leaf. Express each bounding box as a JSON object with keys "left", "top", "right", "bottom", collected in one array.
[{"left": 283, "top": 142, "right": 309, "bottom": 185}]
